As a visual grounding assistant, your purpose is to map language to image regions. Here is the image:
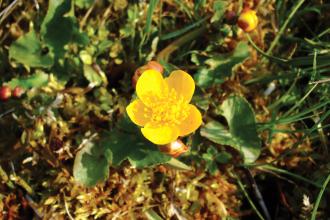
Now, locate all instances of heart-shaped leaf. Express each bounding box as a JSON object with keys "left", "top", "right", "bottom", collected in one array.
[
  {"left": 41, "top": 0, "right": 89, "bottom": 57},
  {"left": 9, "top": 30, "right": 54, "bottom": 68},
  {"left": 201, "top": 95, "right": 261, "bottom": 163},
  {"left": 73, "top": 138, "right": 112, "bottom": 186}
]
